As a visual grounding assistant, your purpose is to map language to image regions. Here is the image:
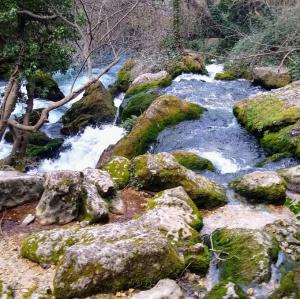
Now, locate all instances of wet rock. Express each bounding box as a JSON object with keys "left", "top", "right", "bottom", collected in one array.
[
  {"left": 0, "top": 280, "right": 14, "bottom": 298},
  {"left": 131, "top": 71, "right": 169, "bottom": 87},
  {"left": 233, "top": 81, "right": 300, "bottom": 158},
  {"left": 212, "top": 228, "right": 279, "bottom": 284},
  {"left": 31, "top": 70, "right": 64, "bottom": 101},
  {"left": 112, "top": 95, "right": 204, "bottom": 159},
  {"left": 131, "top": 279, "right": 183, "bottom": 299},
  {"left": 167, "top": 50, "right": 208, "bottom": 78},
  {"left": 269, "top": 262, "right": 300, "bottom": 299},
  {"left": 253, "top": 66, "right": 291, "bottom": 89},
  {"left": 102, "top": 156, "right": 131, "bottom": 189},
  {"left": 171, "top": 150, "right": 214, "bottom": 172},
  {"left": 0, "top": 171, "right": 44, "bottom": 211},
  {"left": 278, "top": 165, "right": 300, "bottom": 193},
  {"left": 132, "top": 152, "right": 226, "bottom": 209},
  {"left": 204, "top": 281, "right": 248, "bottom": 299},
  {"left": 22, "top": 187, "right": 204, "bottom": 298},
  {"left": 230, "top": 171, "right": 287, "bottom": 204},
  {"left": 61, "top": 81, "right": 116, "bottom": 135},
  {"left": 36, "top": 170, "right": 83, "bottom": 225}
]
